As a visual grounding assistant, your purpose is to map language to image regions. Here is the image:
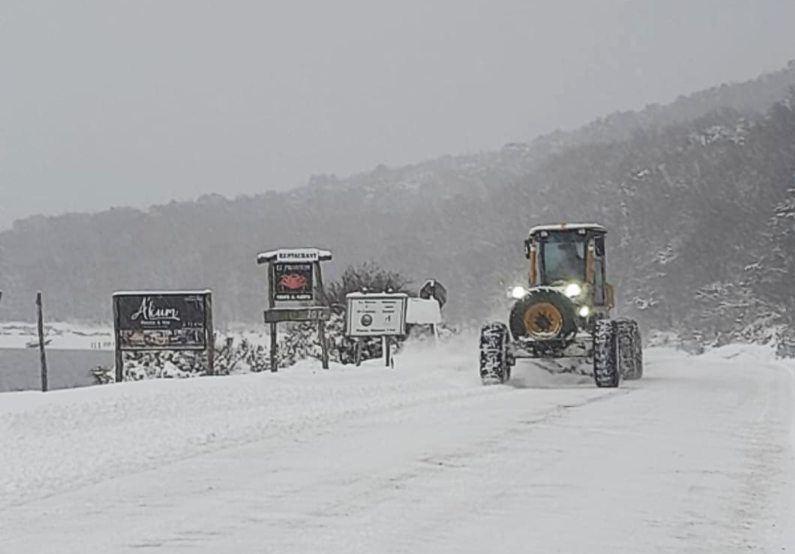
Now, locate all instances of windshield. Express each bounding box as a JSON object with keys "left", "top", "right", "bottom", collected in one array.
[{"left": 540, "top": 232, "right": 586, "bottom": 283}]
